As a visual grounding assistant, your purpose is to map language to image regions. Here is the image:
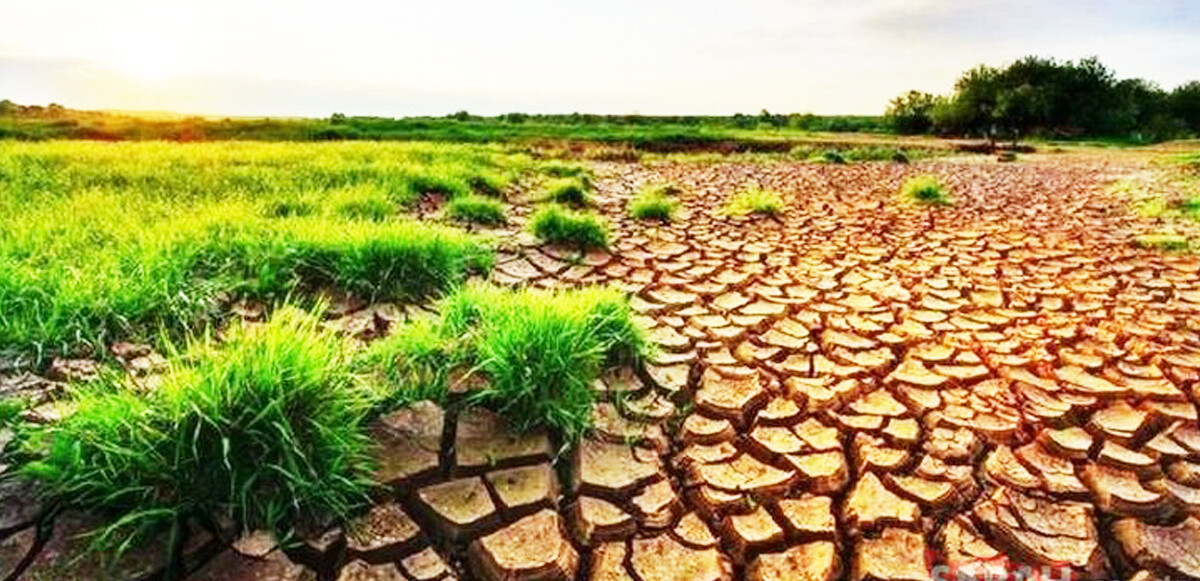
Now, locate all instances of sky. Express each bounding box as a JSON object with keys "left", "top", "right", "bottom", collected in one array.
[{"left": 1, "top": 0, "right": 1196, "bottom": 117}]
